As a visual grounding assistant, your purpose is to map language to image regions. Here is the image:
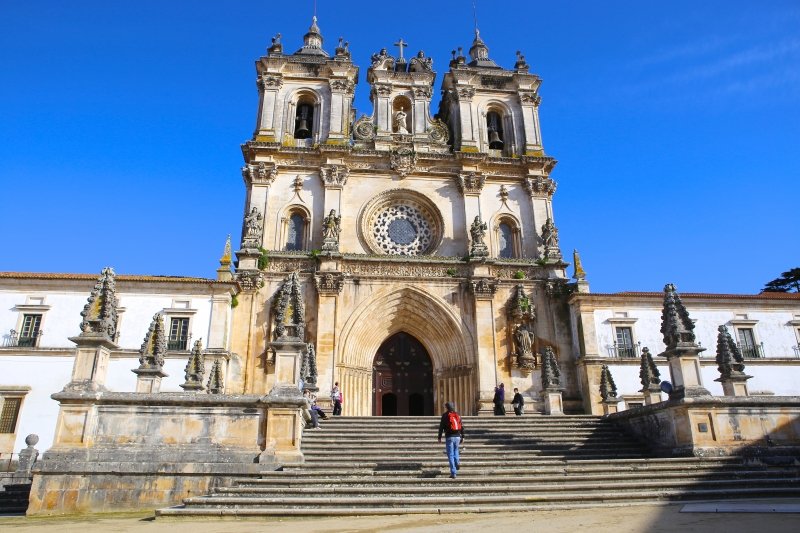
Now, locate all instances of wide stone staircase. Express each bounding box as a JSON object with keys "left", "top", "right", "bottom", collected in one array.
[{"left": 157, "top": 416, "right": 800, "bottom": 517}]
